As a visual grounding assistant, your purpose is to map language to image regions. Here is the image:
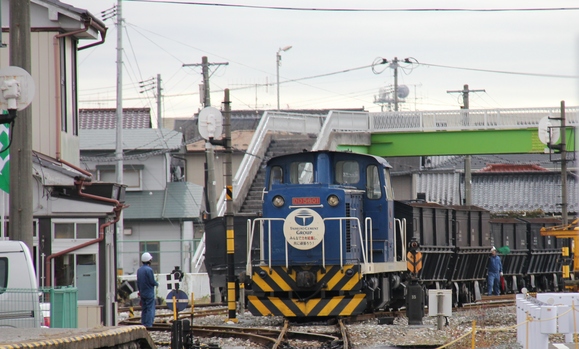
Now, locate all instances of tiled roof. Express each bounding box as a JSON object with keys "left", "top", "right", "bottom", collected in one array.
[
  {"left": 123, "top": 182, "right": 203, "bottom": 220},
  {"left": 80, "top": 108, "right": 152, "bottom": 129},
  {"left": 422, "top": 154, "right": 562, "bottom": 171},
  {"left": 478, "top": 163, "right": 549, "bottom": 172}
]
